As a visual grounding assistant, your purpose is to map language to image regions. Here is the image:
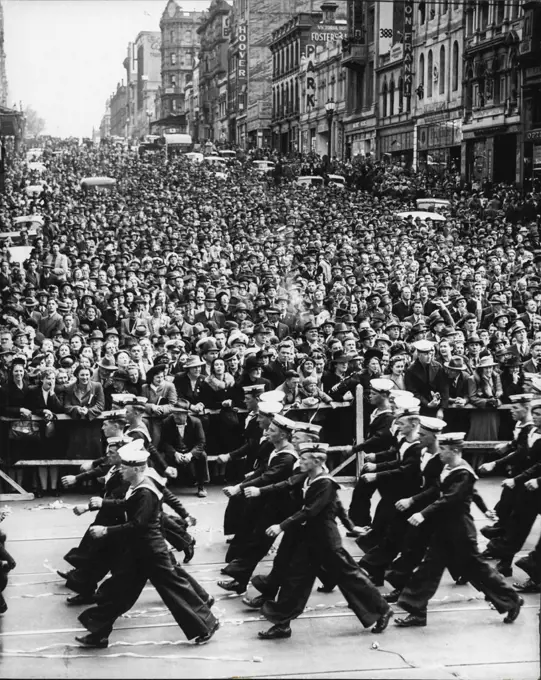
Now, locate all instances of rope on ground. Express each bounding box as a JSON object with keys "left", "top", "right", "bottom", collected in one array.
[
  {"left": 0, "top": 638, "right": 263, "bottom": 662},
  {"left": 370, "top": 642, "right": 417, "bottom": 669}
]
